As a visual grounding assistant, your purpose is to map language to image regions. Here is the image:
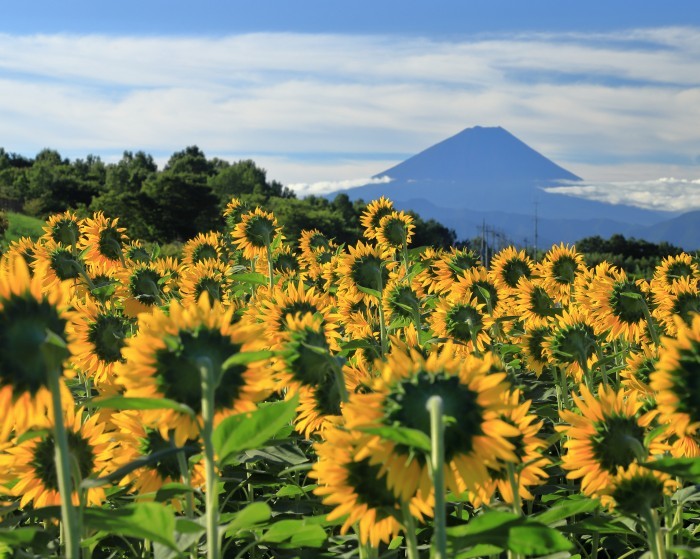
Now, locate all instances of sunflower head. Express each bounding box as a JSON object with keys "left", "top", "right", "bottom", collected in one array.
[
  {"left": 360, "top": 197, "right": 395, "bottom": 240},
  {"left": 78, "top": 211, "right": 128, "bottom": 267},
  {"left": 375, "top": 211, "right": 415, "bottom": 250},
  {"left": 182, "top": 231, "right": 223, "bottom": 268},
  {"left": 604, "top": 463, "right": 676, "bottom": 515},
  {"left": 544, "top": 308, "right": 598, "bottom": 381},
  {"left": 338, "top": 242, "right": 395, "bottom": 299},
  {"left": 231, "top": 207, "right": 283, "bottom": 259},
  {"left": 652, "top": 253, "right": 700, "bottom": 290},
  {"left": 653, "top": 277, "right": 700, "bottom": 336},
  {"left": 42, "top": 210, "right": 82, "bottom": 247},
  {"left": 489, "top": 247, "right": 534, "bottom": 292}
]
